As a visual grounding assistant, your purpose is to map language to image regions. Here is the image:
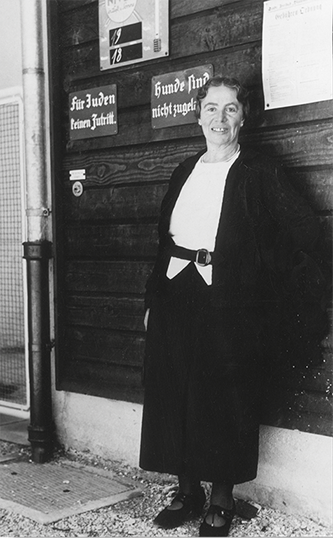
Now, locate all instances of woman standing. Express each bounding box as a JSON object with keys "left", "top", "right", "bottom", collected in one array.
[{"left": 139, "top": 76, "right": 323, "bottom": 537}]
